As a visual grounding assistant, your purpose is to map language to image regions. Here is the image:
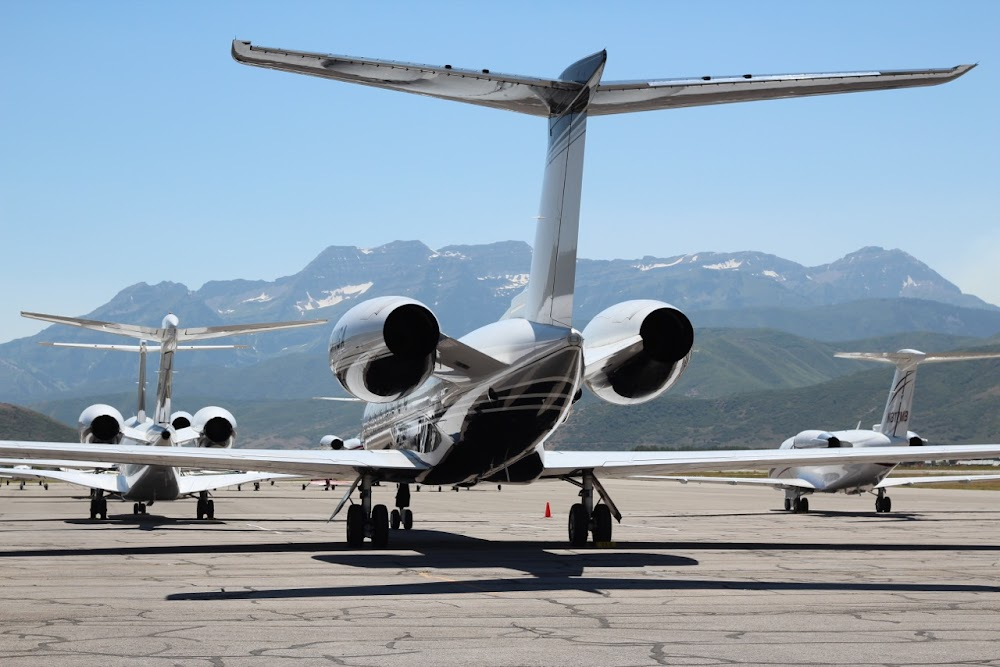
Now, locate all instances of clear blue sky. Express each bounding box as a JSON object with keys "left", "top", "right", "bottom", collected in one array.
[{"left": 2, "top": 1, "right": 998, "bottom": 342}]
